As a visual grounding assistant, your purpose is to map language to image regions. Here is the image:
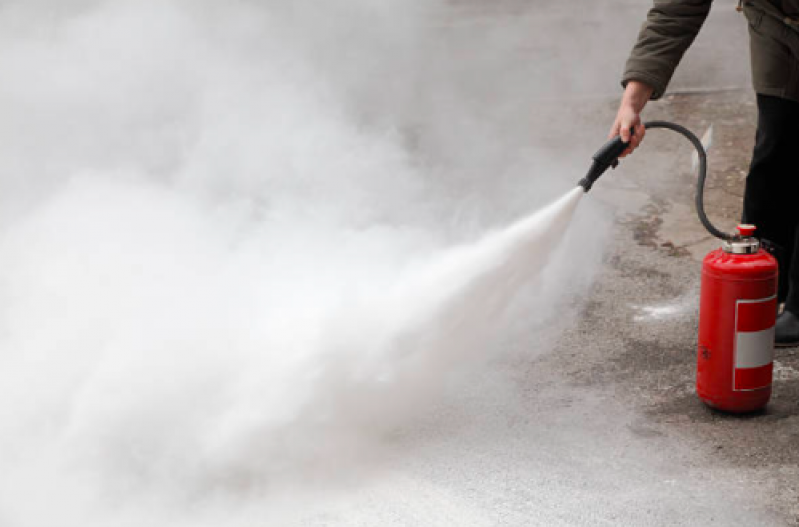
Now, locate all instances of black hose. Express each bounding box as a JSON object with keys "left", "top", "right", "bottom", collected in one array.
[
  {"left": 642, "top": 120, "right": 732, "bottom": 241},
  {"left": 578, "top": 120, "right": 733, "bottom": 241}
]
